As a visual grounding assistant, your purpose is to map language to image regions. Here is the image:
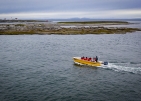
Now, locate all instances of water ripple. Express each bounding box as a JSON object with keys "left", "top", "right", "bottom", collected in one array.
[{"left": 0, "top": 33, "right": 141, "bottom": 101}]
